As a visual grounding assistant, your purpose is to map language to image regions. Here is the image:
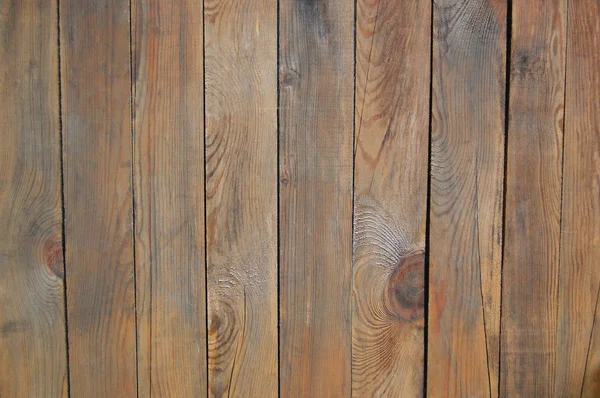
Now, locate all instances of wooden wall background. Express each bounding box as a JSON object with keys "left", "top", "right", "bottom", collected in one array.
[{"left": 0, "top": 0, "right": 598, "bottom": 396}]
